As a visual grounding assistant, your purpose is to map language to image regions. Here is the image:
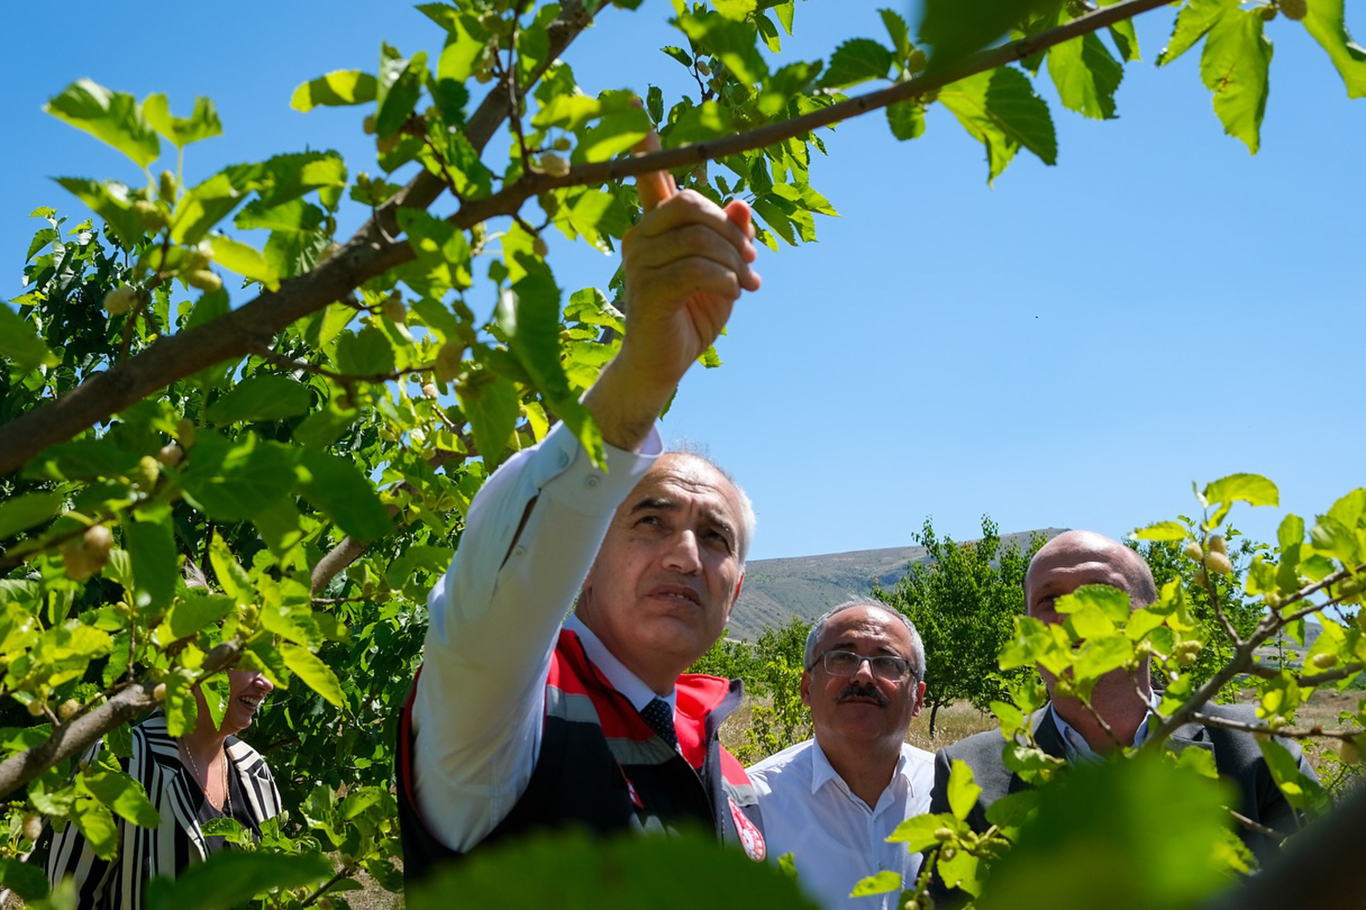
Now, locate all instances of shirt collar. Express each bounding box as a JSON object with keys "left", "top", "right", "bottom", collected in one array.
[
  {"left": 1049, "top": 690, "right": 1161, "bottom": 764},
  {"left": 808, "top": 737, "right": 910, "bottom": 802},
  {"left": 564, "top": 614, "right": 676, "bottom": 715}
]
